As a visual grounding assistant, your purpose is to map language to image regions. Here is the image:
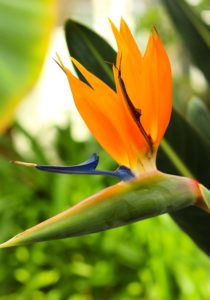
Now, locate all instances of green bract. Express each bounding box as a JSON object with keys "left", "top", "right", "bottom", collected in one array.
[{"left": 0, "top": 172, "right": 207, "bottom": 248}]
